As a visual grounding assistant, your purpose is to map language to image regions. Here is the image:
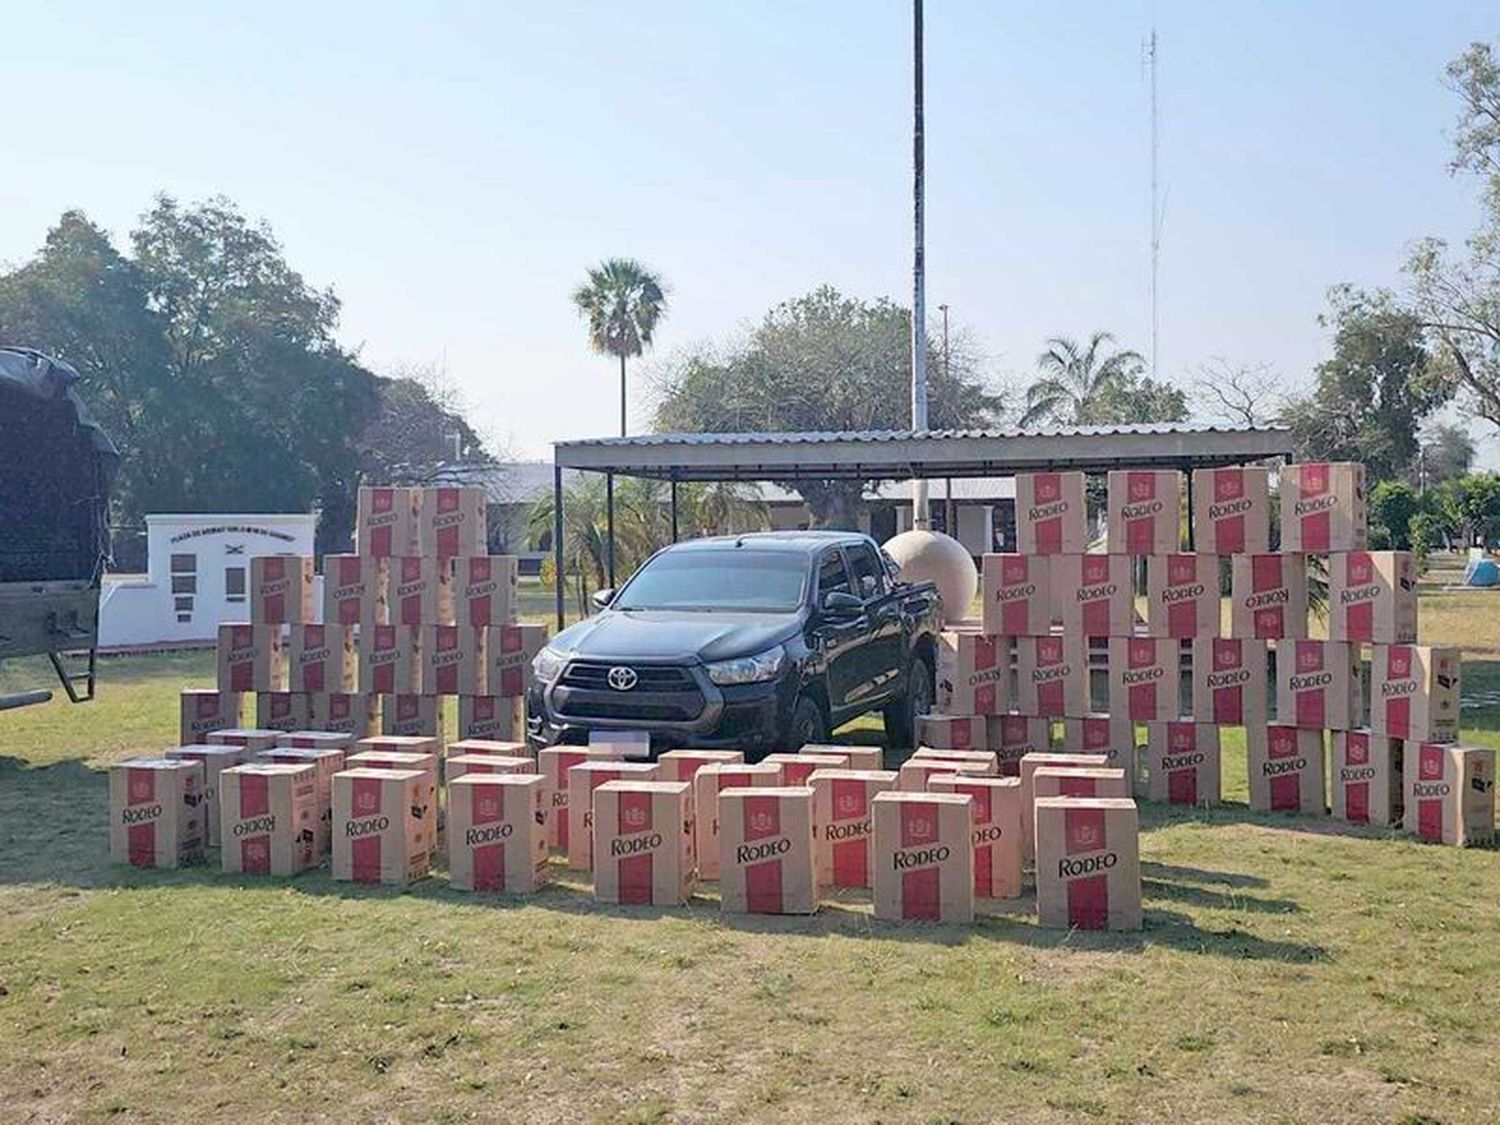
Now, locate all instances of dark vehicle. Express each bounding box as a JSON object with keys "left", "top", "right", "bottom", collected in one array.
[{"left": 527, "top": 531, "right": 943, "bottom": 757}]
